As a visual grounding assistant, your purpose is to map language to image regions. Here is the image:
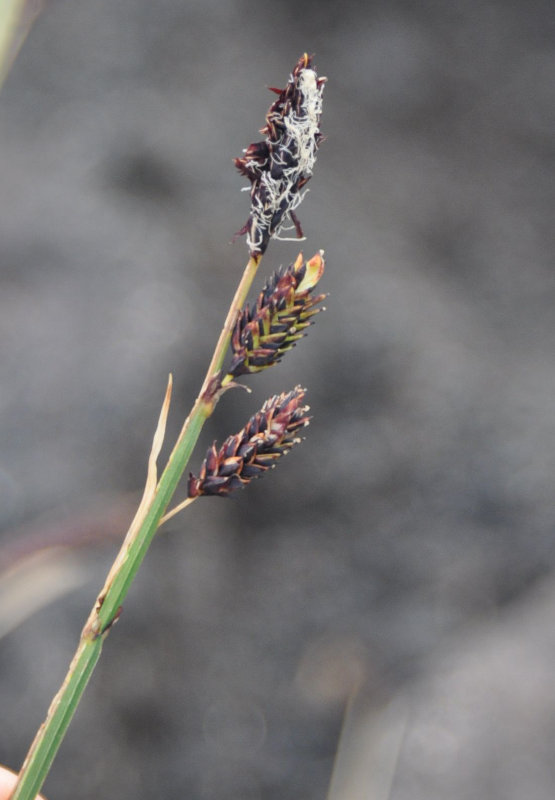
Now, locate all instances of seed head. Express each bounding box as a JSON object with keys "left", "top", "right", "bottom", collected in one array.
[
  {"left": 235, "top": 53, "right": 326, "bottom": 256},
  {"left": 227, "top": 251, "right": 325, "bottom": 378},
  {"left": 188, "top": 387, "right": 310, "bottom": 498}
]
